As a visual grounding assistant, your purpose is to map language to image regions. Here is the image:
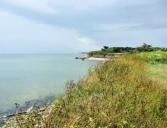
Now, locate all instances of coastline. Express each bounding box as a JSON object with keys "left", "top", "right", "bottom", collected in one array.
[
  {"left": 85, "top": 57, "right": 110, "bottom": 61},
  {"left": 1, "top": 104, "right": 55, "bottom": 128},
  {"left": 0, "top": 95, "right": 56, "bottom": 127},
  {"left": 1, "top": 56, "right": 111, "bottom": 127},
  {"left": 75, "top": 53, "right": 122, "bottom": 61},
  {"left": 75, "top": 56, "right": 112, "bottom": 61},
  {"left": 2, "top": 53, "right": 167, "bottom": 127}
]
